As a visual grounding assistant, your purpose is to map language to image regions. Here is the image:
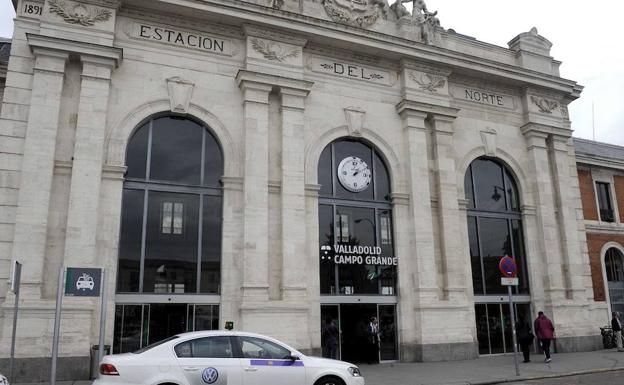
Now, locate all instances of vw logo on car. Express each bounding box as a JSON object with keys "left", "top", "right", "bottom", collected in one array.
[{"left": 201, "top": 367, "right": 219, "bottom": 384}]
